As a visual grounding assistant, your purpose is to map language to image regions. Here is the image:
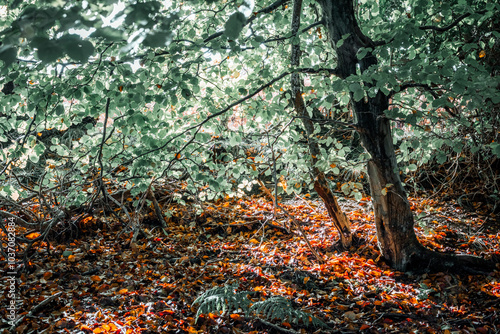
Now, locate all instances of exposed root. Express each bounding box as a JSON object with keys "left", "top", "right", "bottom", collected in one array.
[{"left": 408, "top": 246, "right": 499, "bottom": 274}]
